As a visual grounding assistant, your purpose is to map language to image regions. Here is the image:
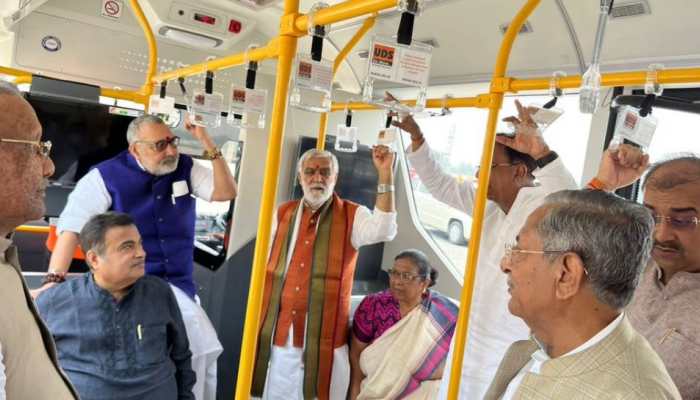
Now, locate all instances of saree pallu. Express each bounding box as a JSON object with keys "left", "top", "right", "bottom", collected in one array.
[{"left": 358, "top": 291, "right": 458, "bottom": 399}]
